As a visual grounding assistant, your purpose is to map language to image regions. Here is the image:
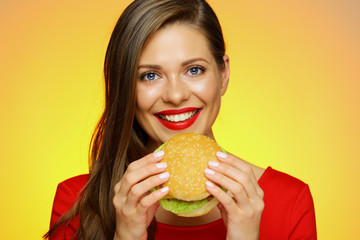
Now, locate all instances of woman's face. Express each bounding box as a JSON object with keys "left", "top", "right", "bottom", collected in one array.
[{"left": 135, "top": 23, "right": 229, "bottom": 146}]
